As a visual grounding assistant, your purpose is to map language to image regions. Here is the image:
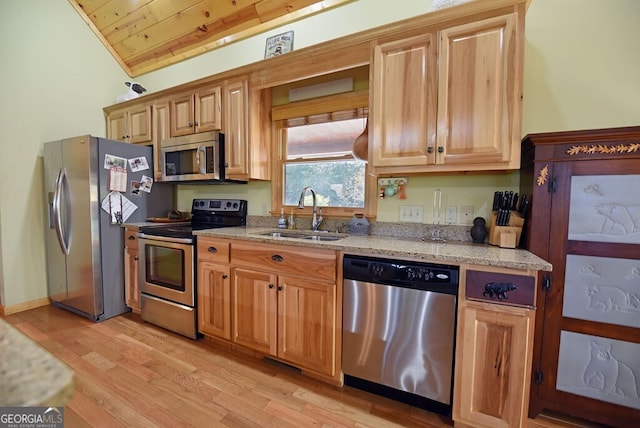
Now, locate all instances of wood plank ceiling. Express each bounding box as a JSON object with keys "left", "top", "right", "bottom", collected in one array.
[{"left": 68, "top": 0, "right": 356, "bottom": 77}]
